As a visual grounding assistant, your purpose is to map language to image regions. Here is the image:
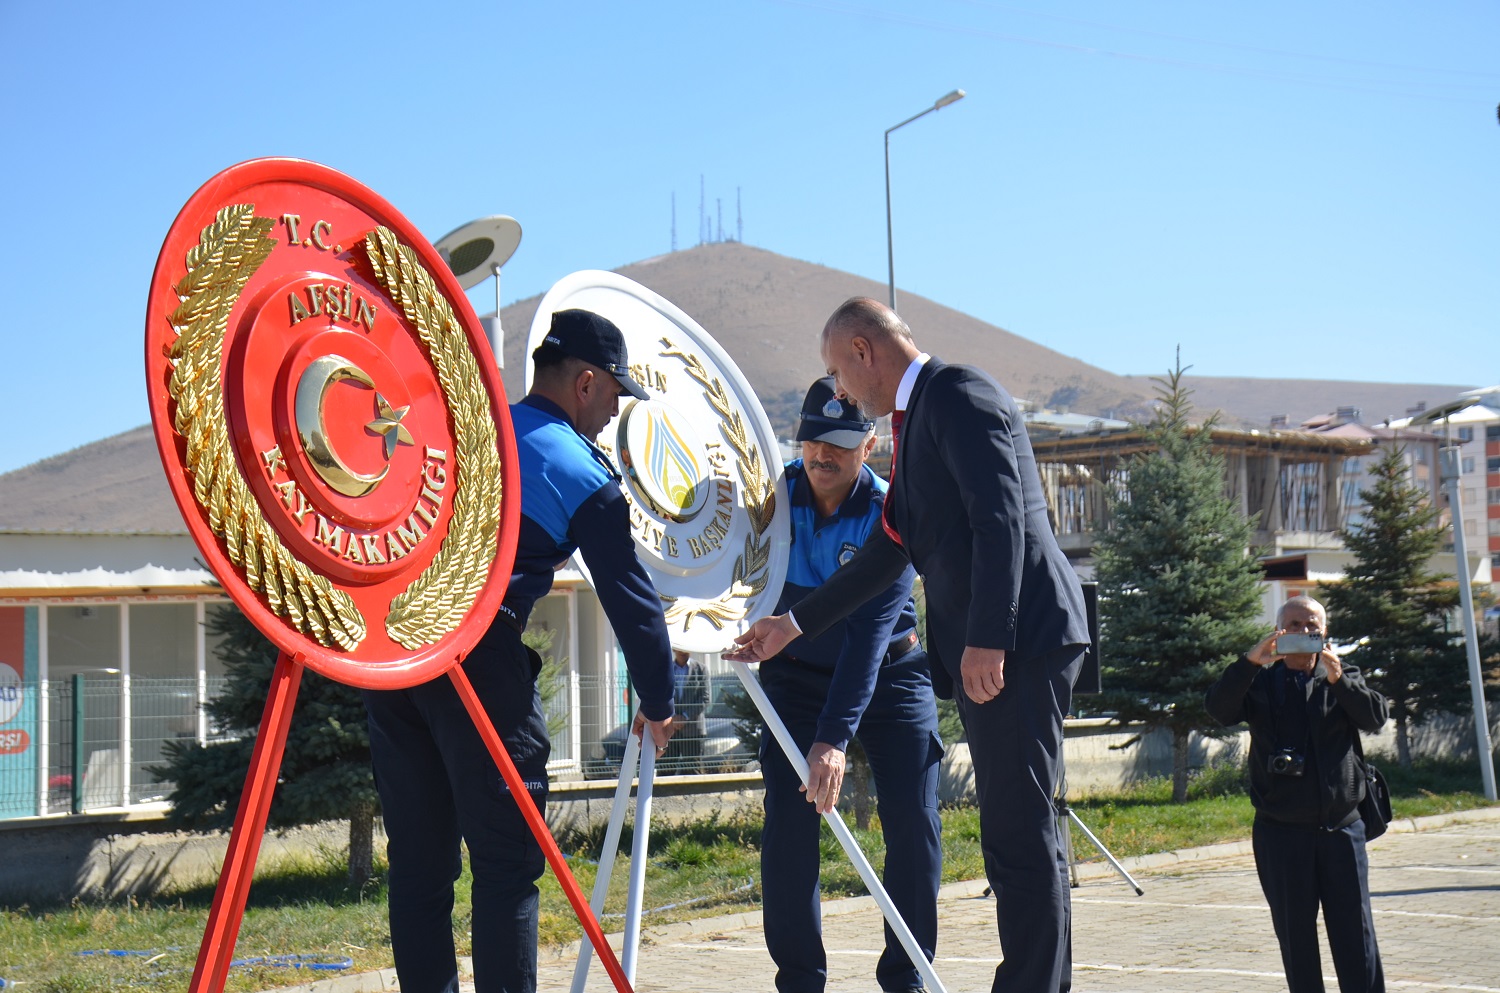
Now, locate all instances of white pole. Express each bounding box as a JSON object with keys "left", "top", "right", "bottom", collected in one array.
[
  {"left": 120, "top": 605, "right": 131, "bottom": 808},
  {"left": 726, "top": 658, "right": 950, "bottom": 993},
  {"left": 492, "top": 263, "right": 504, "bottom": 369},
  {"left": 622, "top": 737, "right": 656, "bottom": 983},
  {"left": 196, "top": 601, "right": 208, "bottom": 744},
  {"left": 570, "top": 720, "right": 642, "bottom": 993},
  {"left": 37, "top": 604, "right": 49, "bottom": 815},
  {"left": 1440, "top": 447, "right": 1498, "bottom": 800}
]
